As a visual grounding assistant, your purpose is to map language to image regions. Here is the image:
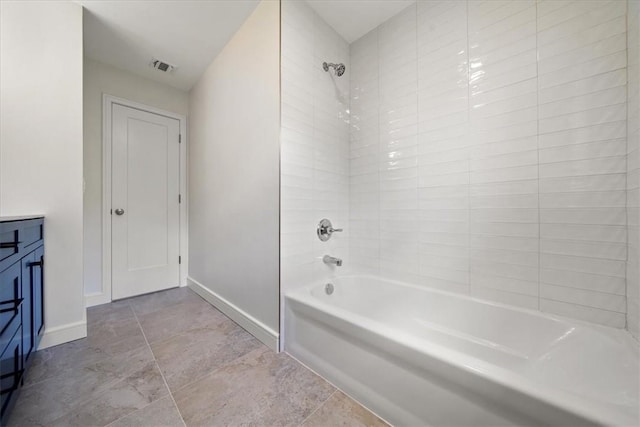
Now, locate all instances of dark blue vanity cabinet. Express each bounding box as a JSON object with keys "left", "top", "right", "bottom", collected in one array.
[{"left": 0, "top": 216, "right": 44, "bottom": 425}]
